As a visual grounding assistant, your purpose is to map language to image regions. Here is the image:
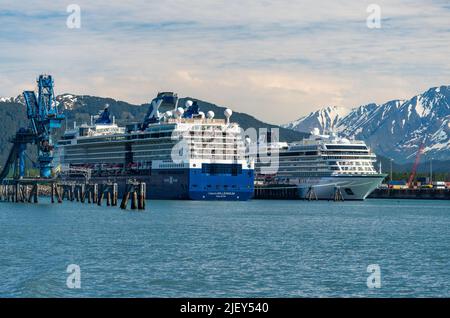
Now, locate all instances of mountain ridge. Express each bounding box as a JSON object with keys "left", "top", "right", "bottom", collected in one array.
[{"left": 284, "top": 85, "right": 450, "bottom": 161}]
